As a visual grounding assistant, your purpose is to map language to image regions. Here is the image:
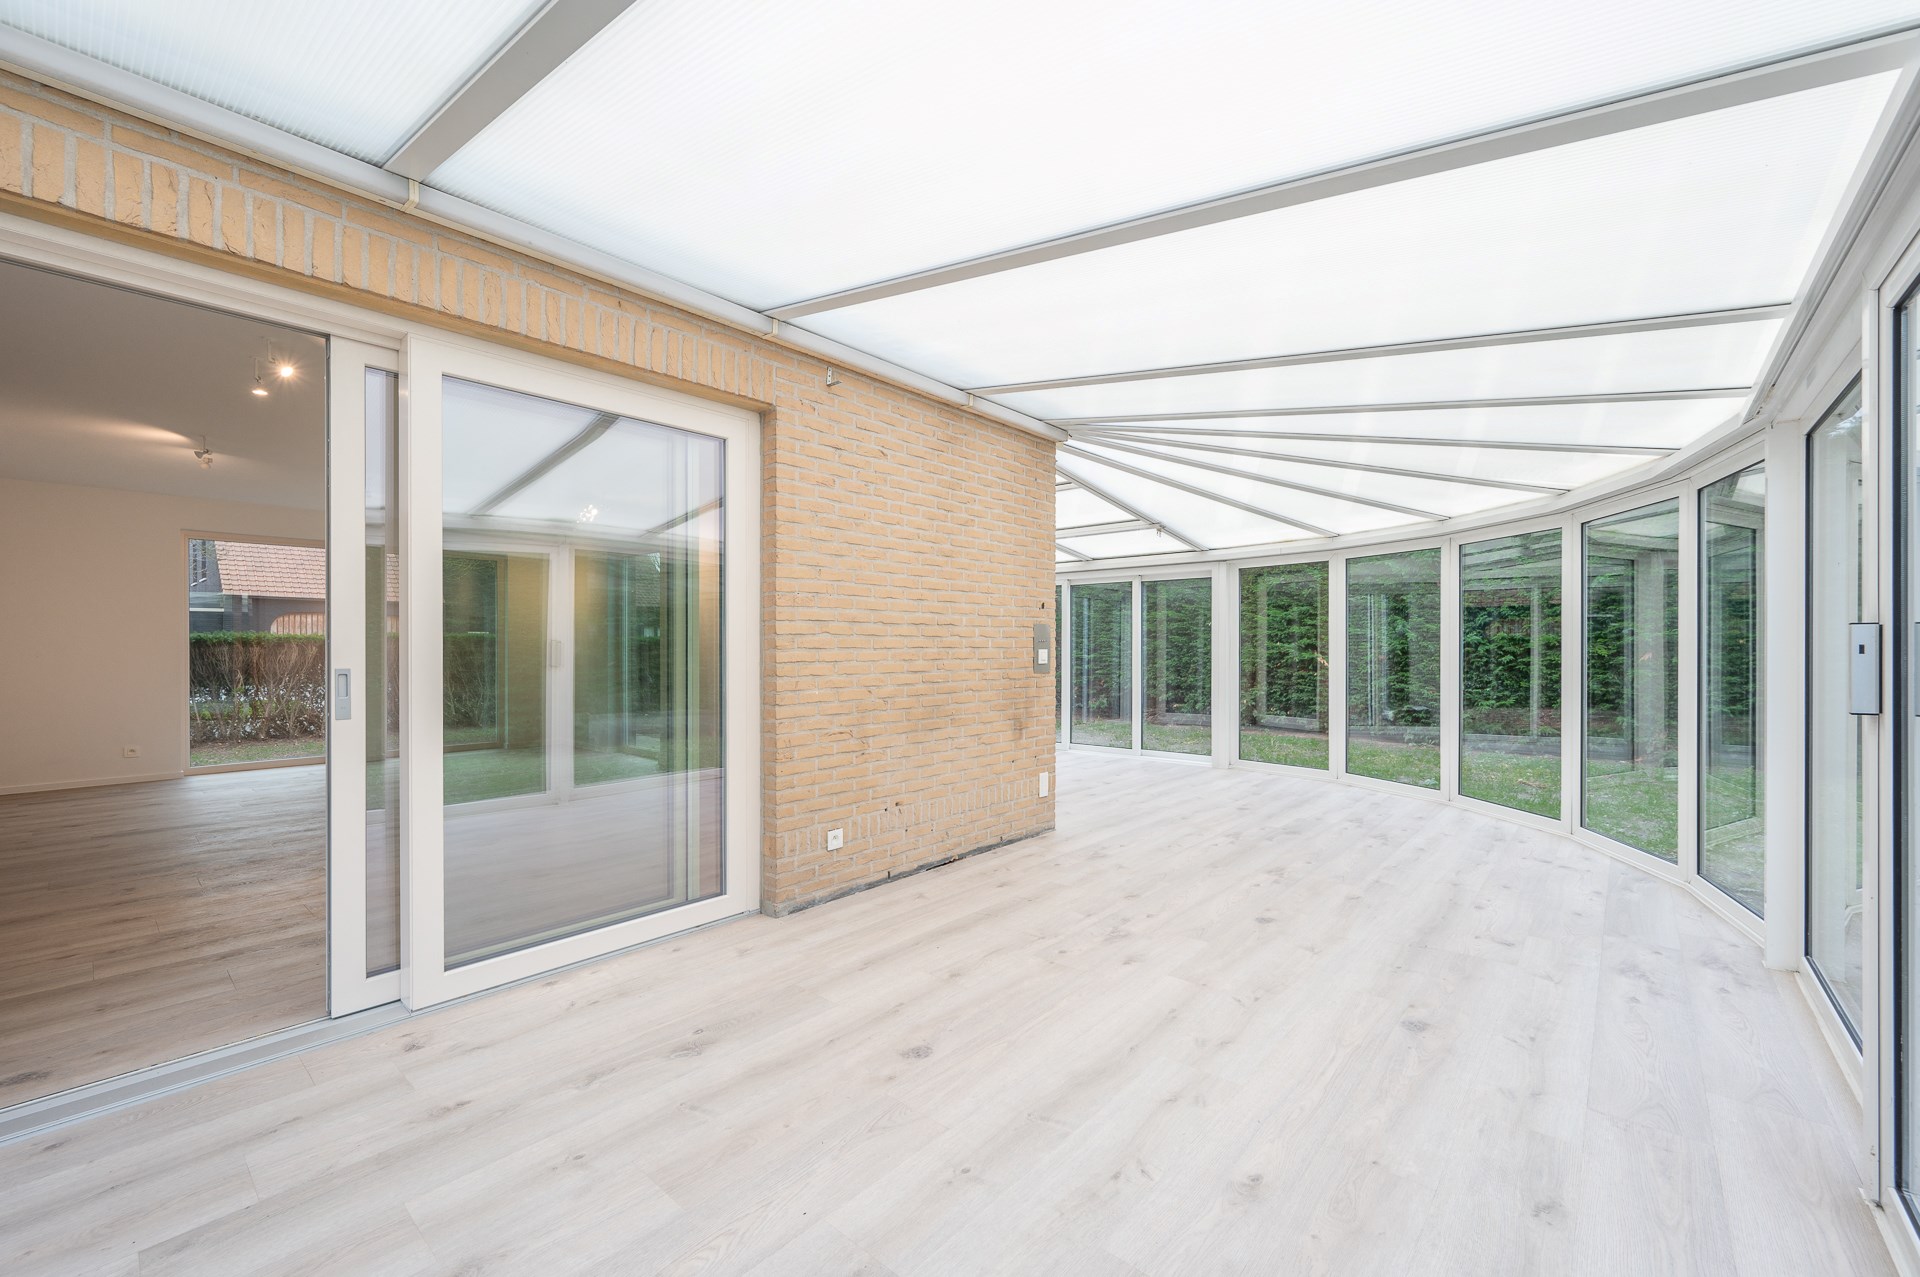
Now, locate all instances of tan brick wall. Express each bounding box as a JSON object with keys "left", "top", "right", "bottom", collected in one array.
[{"left": 0, "top": 71, "right": 1057, "bottom": 915}]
